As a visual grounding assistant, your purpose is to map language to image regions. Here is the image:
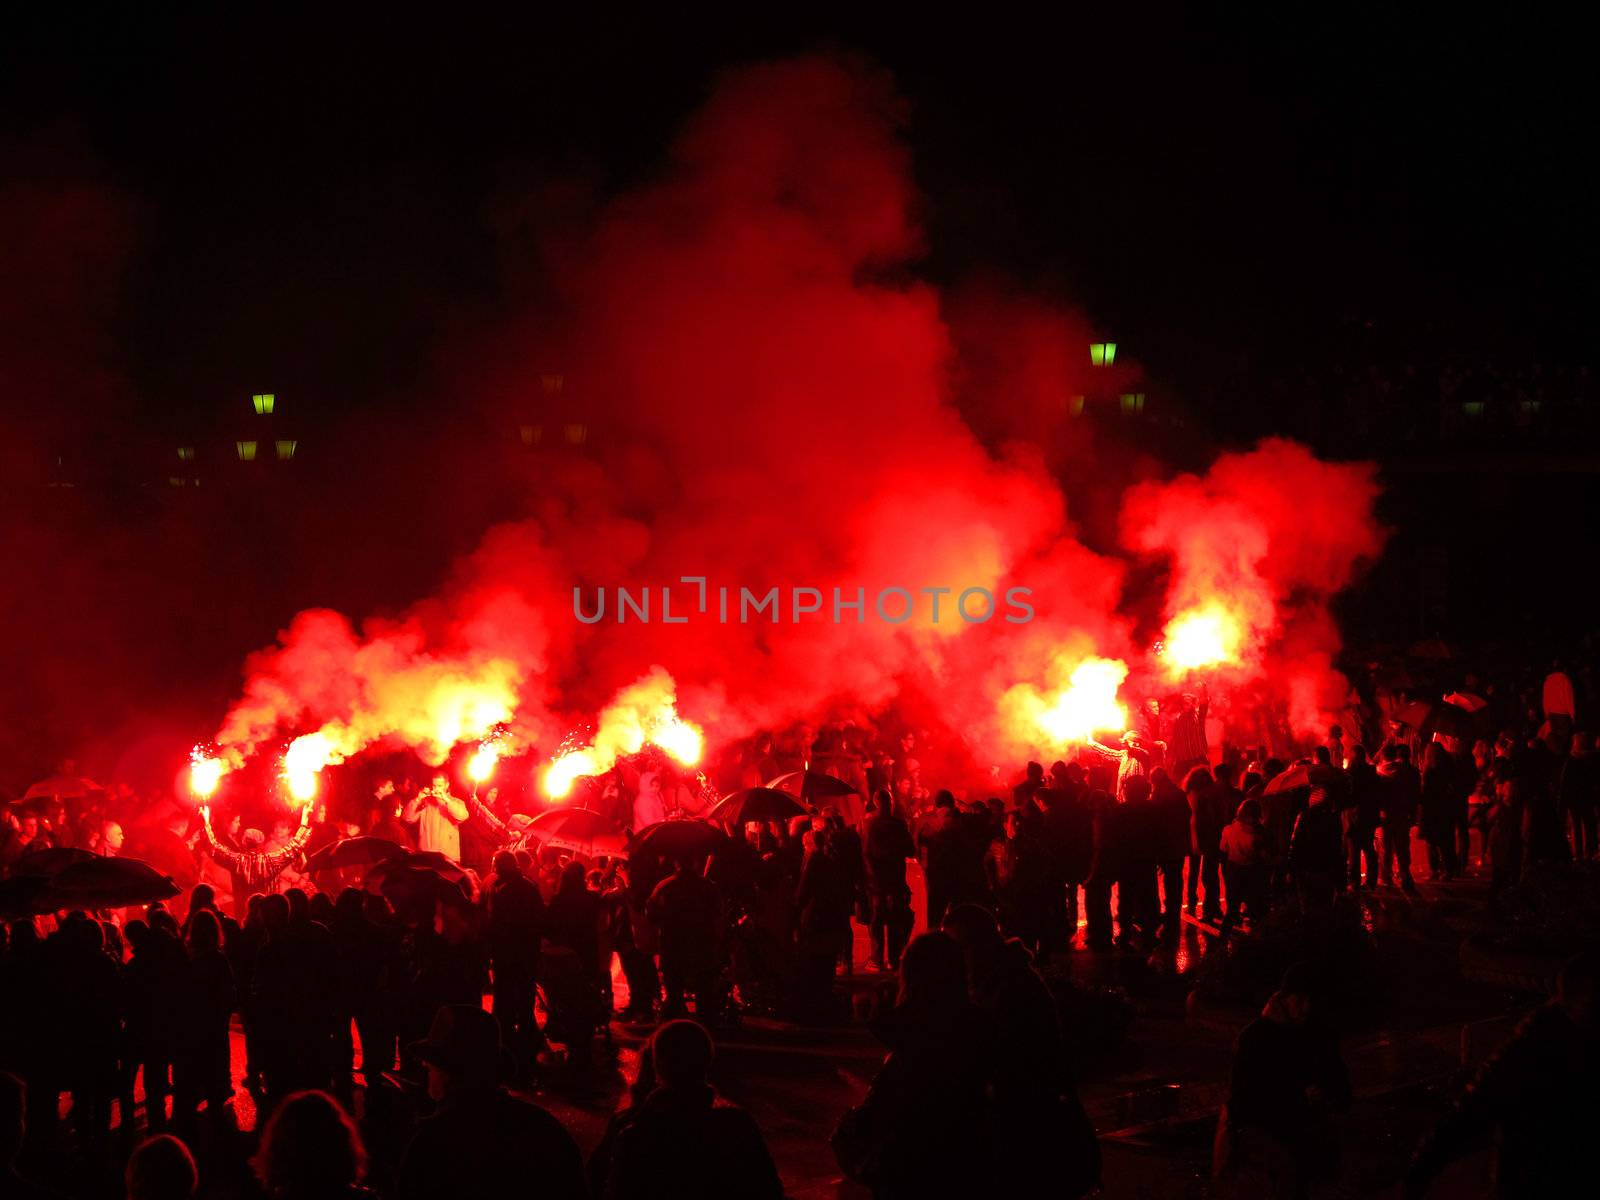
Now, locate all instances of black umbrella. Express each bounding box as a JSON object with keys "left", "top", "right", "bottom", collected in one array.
[
  {"left": 366, "top": 864, "right": 471, "bottom": 913},
  {"left": 766, "top": 770, "right": 859, "bottom": 803},
  {"left": 304, "top": 835, "right": 406, "bottom": 874},
  {"left": 364, "top": 850, "right": 468, "bottom": 893},
  {"left": 45, "top": 857, "right": 181, "bottom": 910},
  {"left": 709, "top": 788, "right": 807, "bottom": 830},
  {"left": 632, "top": 819, "right": 729, "bottom": 864},
  {"left": 8, "top": 847, "right": 98, "bottom": 878}
]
